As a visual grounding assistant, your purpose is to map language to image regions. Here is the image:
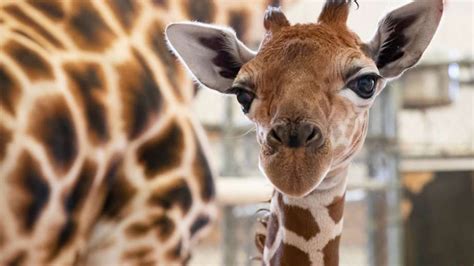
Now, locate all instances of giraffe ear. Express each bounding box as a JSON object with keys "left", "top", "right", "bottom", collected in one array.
[
  {"left": 166, "top": 22, "right": 255, "bottom": 92},
  {"left": 366, "top": 0, "right": 444, "bottom": 78}
]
